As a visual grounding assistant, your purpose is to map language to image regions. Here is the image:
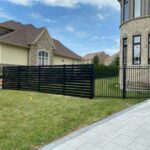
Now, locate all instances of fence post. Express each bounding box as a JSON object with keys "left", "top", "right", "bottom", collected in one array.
[
  {"left": 90, "top": 65, "right": 95, "bottom": 99},
  {"left": 18, "top": 66, "right": 21, "bottom": 90},
  {"left": 2, "top": 66, "right": 5, "bottom": 89},
  {"left": 38, "top": 66, "right": 41, "bottom": 92},
  {"left": 123, "top": 65, "right": 126, "bottom": 99},
  {"left": 63, "top": 64, "right": 66, "bottom": 95}
]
